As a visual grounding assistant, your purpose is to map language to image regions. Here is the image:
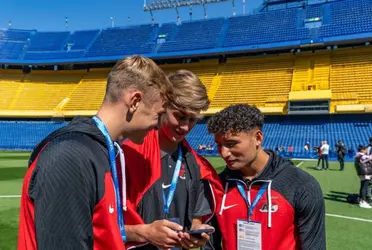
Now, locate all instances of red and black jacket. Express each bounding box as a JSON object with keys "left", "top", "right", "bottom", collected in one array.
[
  {"left": 18, "top": 117, "right": 126, "bottom": 250},
  {"left": 120, "top": 129, "right": 223, "bottom": 249},
  {"left": 210, "top": 150, "right": 326, "bottom": 250}
]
